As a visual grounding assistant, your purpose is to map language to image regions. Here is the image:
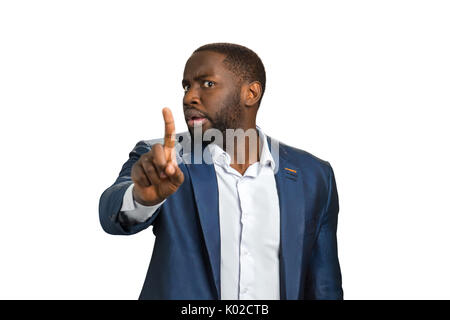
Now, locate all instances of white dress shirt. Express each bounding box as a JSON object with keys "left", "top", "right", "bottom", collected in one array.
[{"left": 120, "top": 128, "right": 281, "bottom": 300}]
